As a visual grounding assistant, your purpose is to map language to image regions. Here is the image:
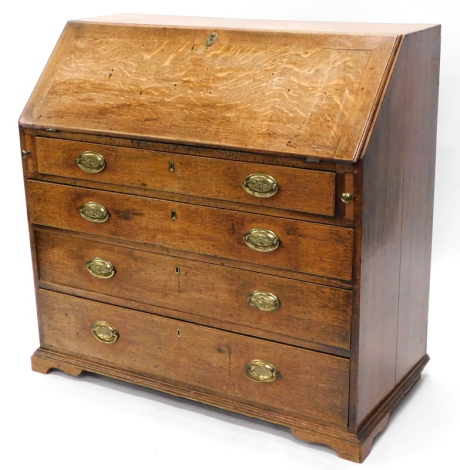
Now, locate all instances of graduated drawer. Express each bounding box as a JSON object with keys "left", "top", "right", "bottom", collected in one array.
[
  {"left": 35, "top": 230, "right": 352, "bottom": 349},
  {"left": 34, "top": 137, "right": 336, "bottom": 216},
  {"left": 39, "top": 289, "right": 350, "bottom": 427},
  {"left": 27, "top": 181, "right": 353, "bottom": 280}
]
